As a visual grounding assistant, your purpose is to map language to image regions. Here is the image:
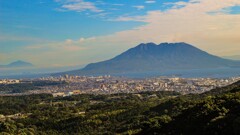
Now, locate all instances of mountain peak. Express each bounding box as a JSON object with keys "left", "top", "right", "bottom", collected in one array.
[
  {"left": 136, "top": 42, "right": 157, "bottom": 47},
  {"left": 64, "top": 42, "right": 240, "bottom": 76},
  {"left": 135, "top": 42, "right": 157, "bottom": 50},
  {"left": 138, "top": 42, "right": 157, "bottom": 46},
  {"left": 7, "top": 60, "right": 34, "bottom": 67},
  {"left": 135, "top": 42, "right": 194, "bottom": 50}
]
